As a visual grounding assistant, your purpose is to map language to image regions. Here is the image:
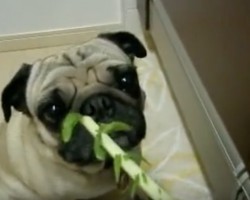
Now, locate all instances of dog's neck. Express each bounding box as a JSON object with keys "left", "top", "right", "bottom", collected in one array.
[{"left": 0, "top": 111, "right": 115, "bottom": 200}]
